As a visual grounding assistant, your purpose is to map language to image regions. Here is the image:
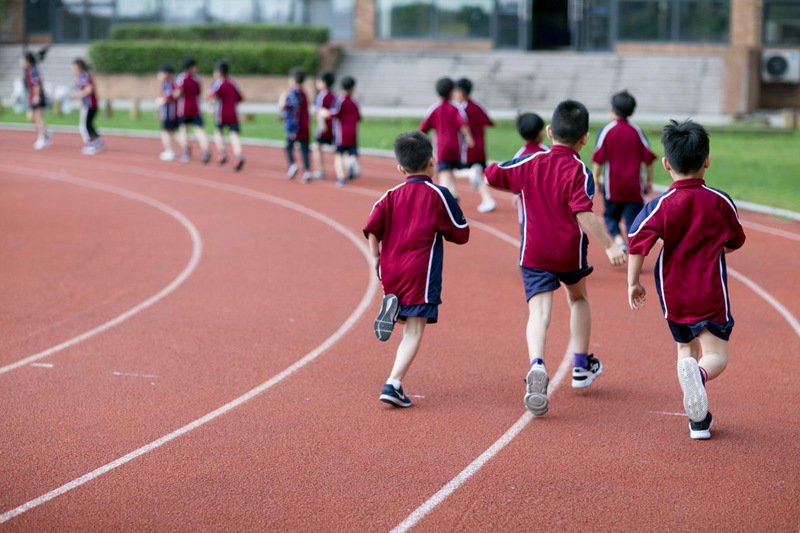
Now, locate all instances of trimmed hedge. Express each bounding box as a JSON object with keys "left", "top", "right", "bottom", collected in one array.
[
  {"left": 109, "top": 24, "right": 329, "bottom": 45},
  {"left": 89, "top": 41, "right": 319, "bottom": 75}
]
